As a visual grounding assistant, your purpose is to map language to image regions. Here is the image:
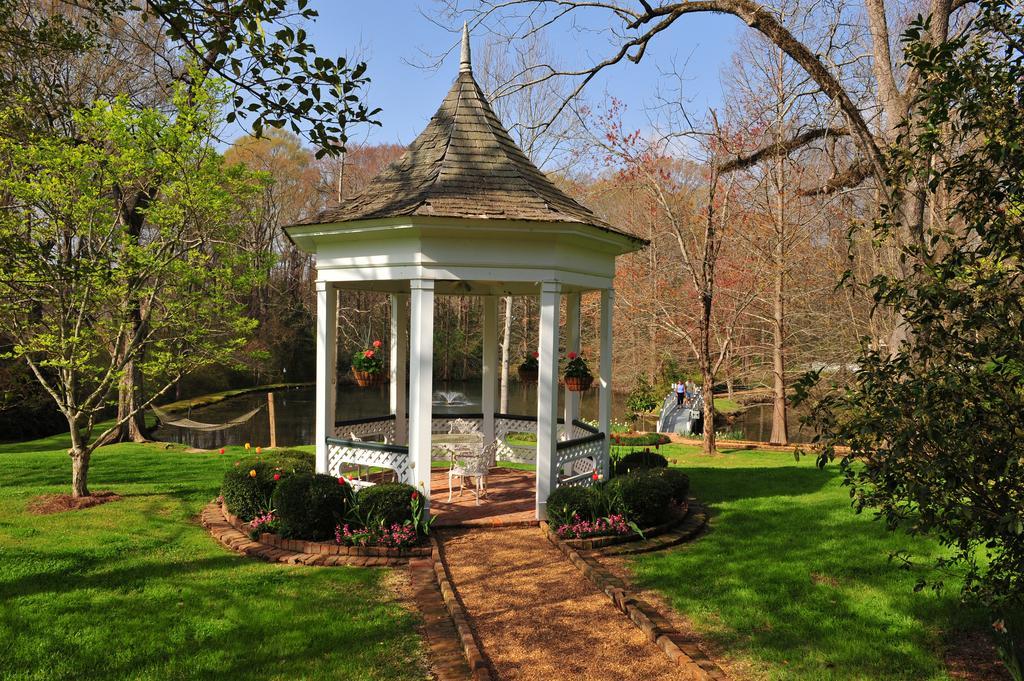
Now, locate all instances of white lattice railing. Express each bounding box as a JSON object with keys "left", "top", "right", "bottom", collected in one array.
[
  {"left": 326, "top": 436, "right": 411, "bottom": 488},
  {"left": 334, "top": 415, "right": 396, "bottom": 442},
  {"left": 554, "top": 420, "right": 606, "bottom": 489},
  {"left": 327, "top": 414, "right": 605, "bottom": 487}
]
